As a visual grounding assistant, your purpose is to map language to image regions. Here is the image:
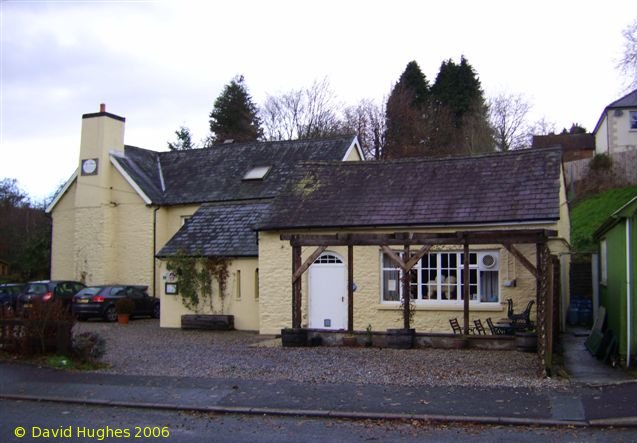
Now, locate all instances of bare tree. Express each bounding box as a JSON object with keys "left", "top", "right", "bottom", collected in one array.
[
  {"left": 342, "top": 98, "right": 386, "bottom": 159},
  {"left": 488, "top": 93, "right": 532, "bottom": 151},
  {"left": 261, "top": 78, "right": 343, "bottom": 141},
  {"left": 618, "top": 18, "right": 637, "bottom": 90}
]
